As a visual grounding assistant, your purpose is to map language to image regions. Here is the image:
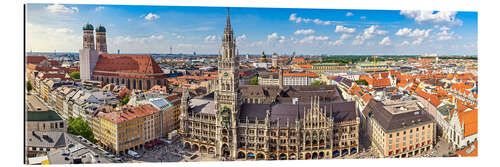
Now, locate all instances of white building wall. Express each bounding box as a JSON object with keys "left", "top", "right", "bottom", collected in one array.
[{"left": 79, "top": 48, "right": 99, "bottom": 81}]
